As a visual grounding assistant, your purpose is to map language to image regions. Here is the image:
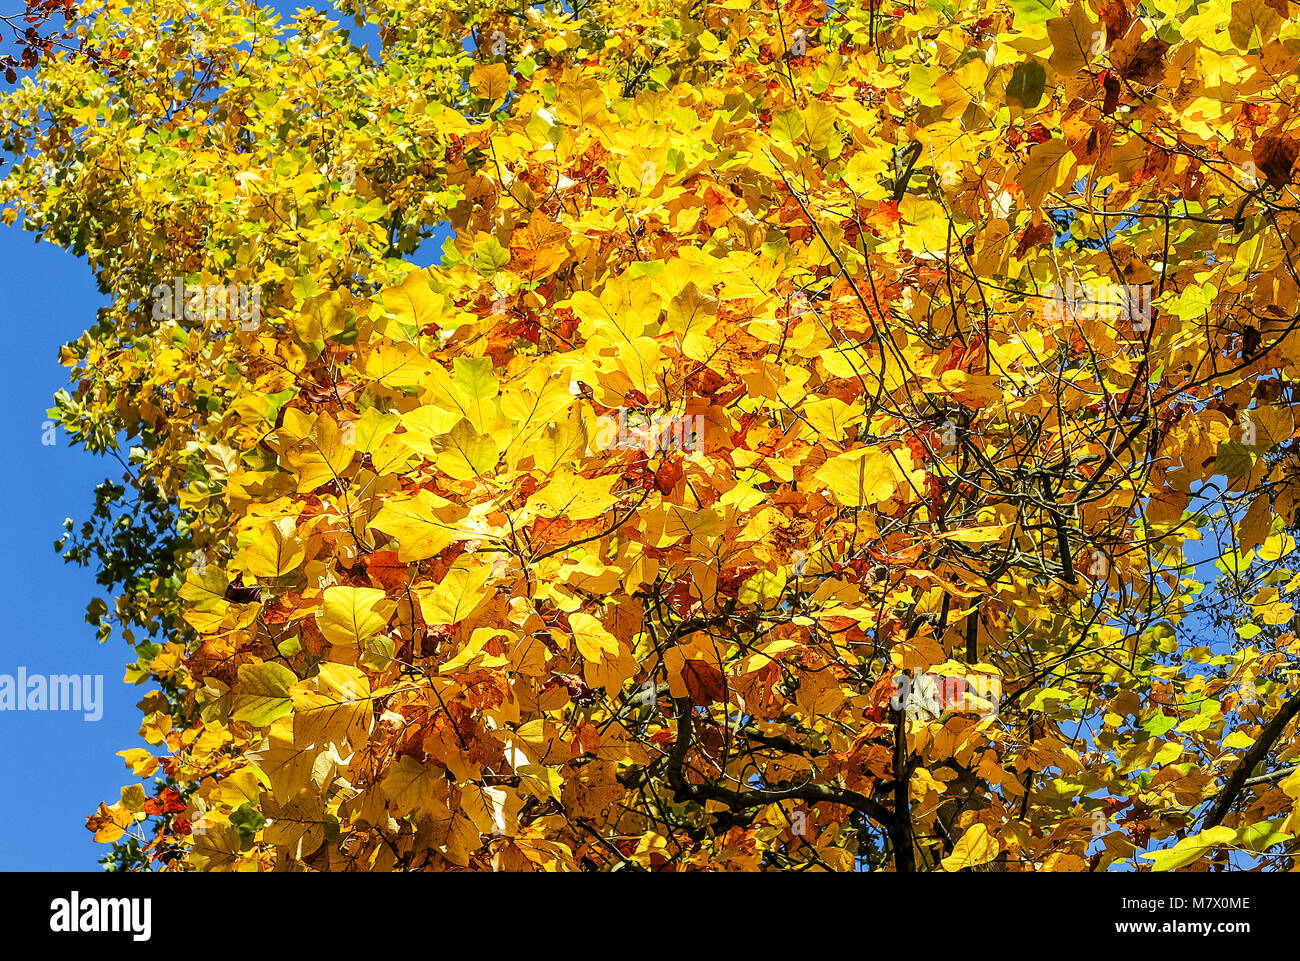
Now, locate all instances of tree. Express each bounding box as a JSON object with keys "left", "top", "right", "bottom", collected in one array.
[{"left": 4, "top": 0, "right": 1300, "bottom": 872}]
